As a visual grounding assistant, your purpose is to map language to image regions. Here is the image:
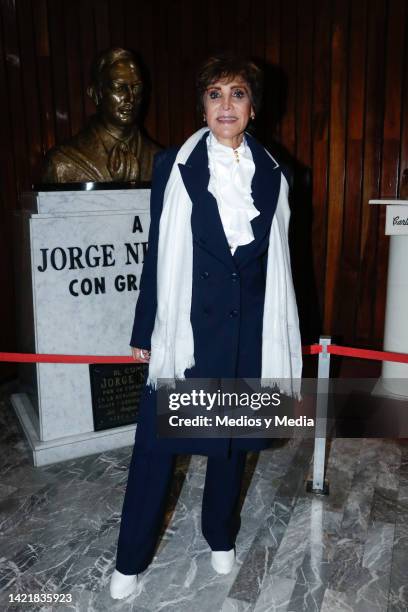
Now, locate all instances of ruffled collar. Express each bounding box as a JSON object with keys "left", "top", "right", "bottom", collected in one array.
[{"left": 207, "top": 131, "right": 259, "bottom": 254}]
